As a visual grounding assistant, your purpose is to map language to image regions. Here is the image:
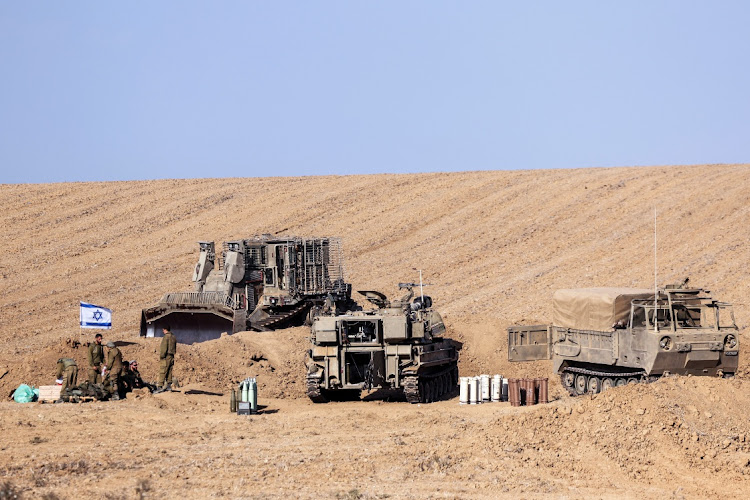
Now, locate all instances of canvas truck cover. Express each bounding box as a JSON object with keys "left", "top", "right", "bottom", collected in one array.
[{"left": 552, "top": 288, "right": 653, "bottom": 331}]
